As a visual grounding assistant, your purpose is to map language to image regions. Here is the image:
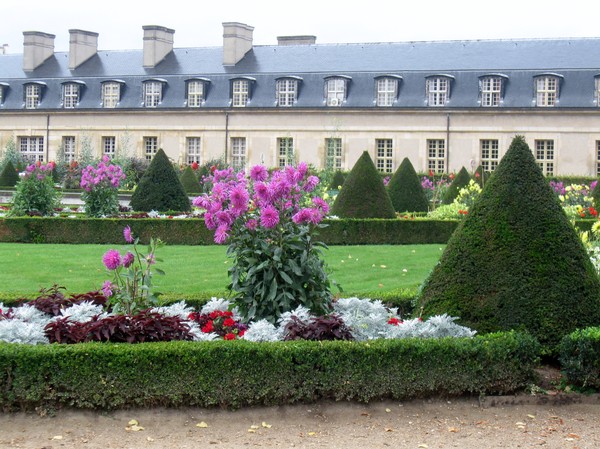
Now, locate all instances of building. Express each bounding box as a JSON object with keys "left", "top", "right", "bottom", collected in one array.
[{"left": 1, "top": 22, "right": 600, "bottom": 176}]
